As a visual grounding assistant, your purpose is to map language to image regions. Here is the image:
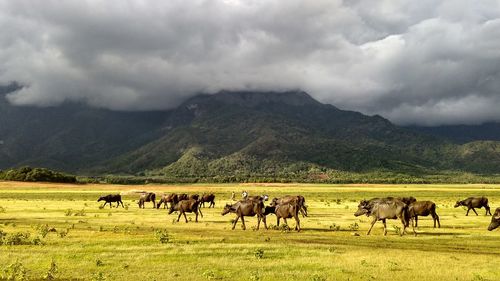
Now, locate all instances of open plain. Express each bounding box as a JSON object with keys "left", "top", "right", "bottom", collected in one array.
[{"left": 0, "top": 181, "right": 499, "bottom": 281}]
